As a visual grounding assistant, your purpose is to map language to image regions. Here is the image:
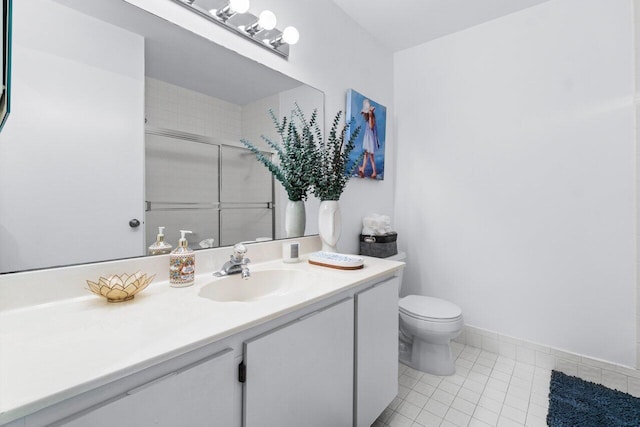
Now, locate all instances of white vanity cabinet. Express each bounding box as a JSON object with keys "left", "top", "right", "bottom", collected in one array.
[
  {"left": 355, "top": 277, "right": 400, "bottom": 427},
  {"left": 4, "top": 264, "right": 404, "bottom": 427},
  {"left": 34, "top": 348, "right": 238, "bottom": 427},
  {"left": 242, "top": 298, "right": 354, "bottom": 427}
]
